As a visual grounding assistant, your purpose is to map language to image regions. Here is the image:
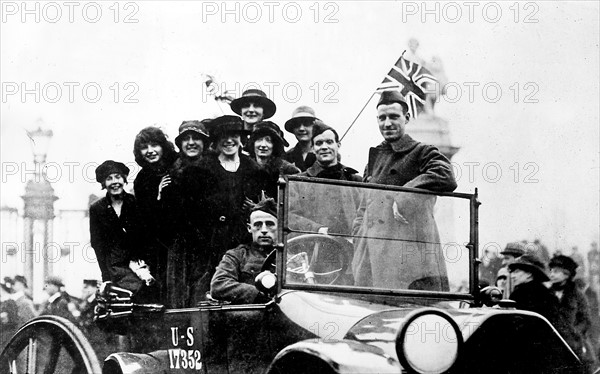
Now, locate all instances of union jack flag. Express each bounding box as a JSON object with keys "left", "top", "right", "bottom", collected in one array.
[{"left": 377, "top": 51, "right": 438, "bottom": 119}]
